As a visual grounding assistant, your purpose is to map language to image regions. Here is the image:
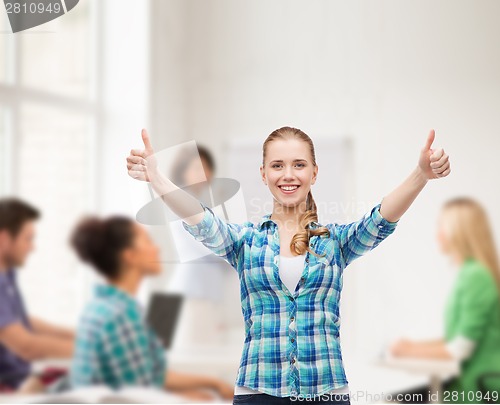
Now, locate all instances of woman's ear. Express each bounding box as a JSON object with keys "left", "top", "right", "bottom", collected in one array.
[
  {"left": 311, "top": 165, "right": 318, "bottom": 185},
  {"left": 120, "top": 247, "right": 136, "bottom": 268},
  {"left": 260, "top": 165, "right": 267, "bottom": 185}
]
